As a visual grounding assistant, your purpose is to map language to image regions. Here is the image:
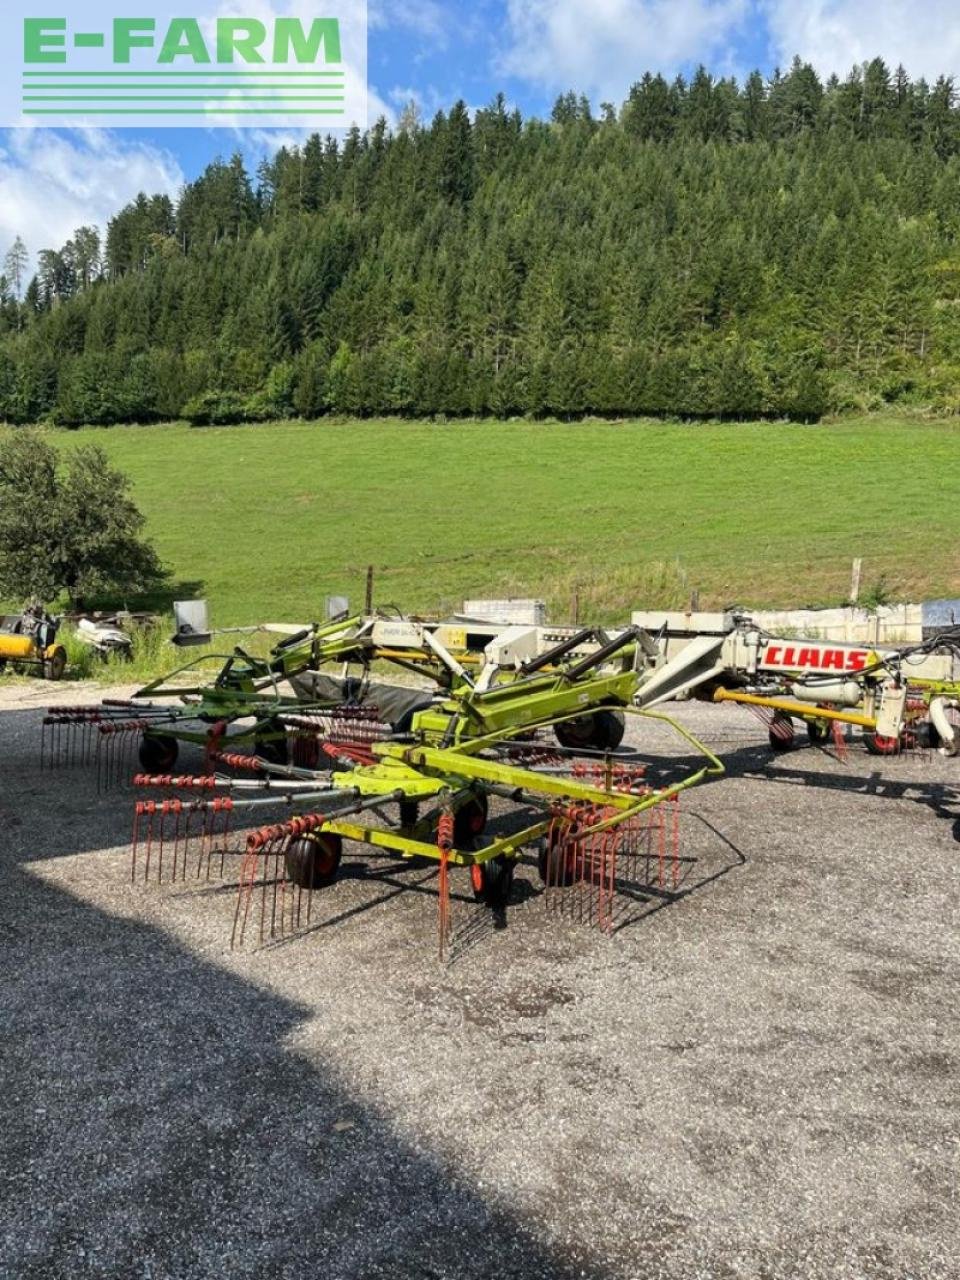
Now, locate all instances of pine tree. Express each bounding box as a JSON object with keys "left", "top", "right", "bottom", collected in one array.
[
  {"left": 6, "top": 55, "right": 960, "bottom": 425},
  {"left": 4, "top": 236, "right": 28, "bottom": 301}
]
